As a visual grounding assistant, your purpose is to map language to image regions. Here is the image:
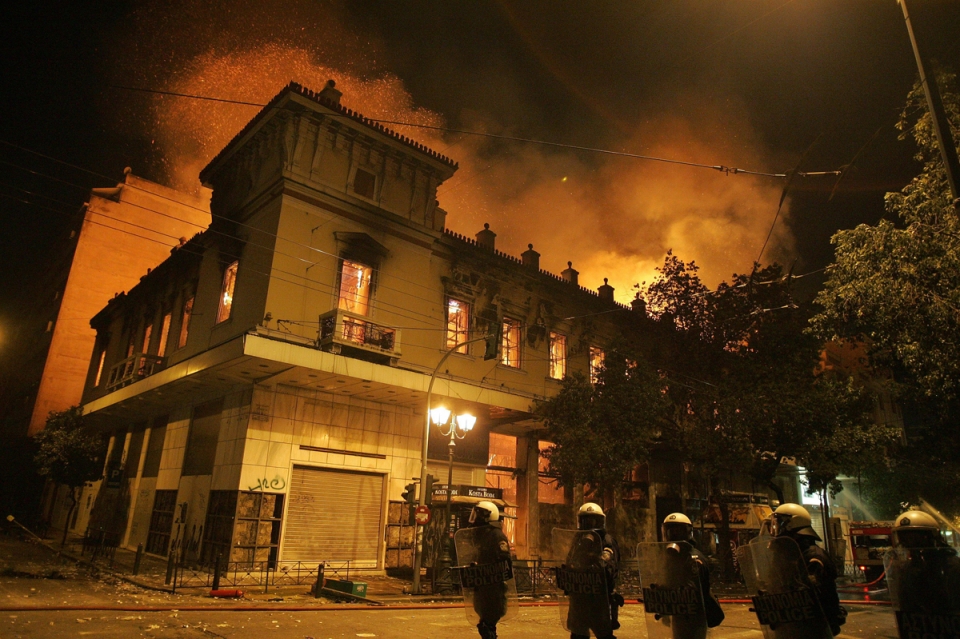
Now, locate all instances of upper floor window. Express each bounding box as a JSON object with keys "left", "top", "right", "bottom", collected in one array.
[
  {"left": 338, "top": 260, "right": 373, "bottom": 315},
  {"left": 94, "top": 349, "right": 106, "bottom": 387},
  {"left": 589, "top": 346, "right": 605, "bottom": 384},
  {"left": 178, "top": 296, "right": 194, "bottom": 349},
  {"left": 141, "top": 323, "right": 153, "bottom": 354},
  {"left": 446, "top": 298, "right": 470, "bottom": 353},
  {"left": 501, "top": 317, "right": 521, "bottom": 368},
  {"left": 353, "top": 168, "right": 377, "bottom": 199},
  {"left": 157, "top": 312, "right": 172, "bottom": 357},
  {"left": 216, "top": 261, "right": 239, "bottom": 324},
  {"left": 549, "top": 332, "right": 567, "bottom": 380}
]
